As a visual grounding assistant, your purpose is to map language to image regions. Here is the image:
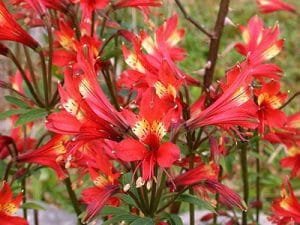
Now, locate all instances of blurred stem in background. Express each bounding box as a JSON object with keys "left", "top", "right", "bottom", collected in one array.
[{"left": 240, "top": 142, "right": 249, "bottom": 225}]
